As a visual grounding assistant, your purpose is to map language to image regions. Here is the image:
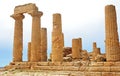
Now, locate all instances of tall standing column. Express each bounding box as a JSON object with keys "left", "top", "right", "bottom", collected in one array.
[
  {"left": 29, "top": 11, "right": 43, "bottom": 62},
  {"left": 41, "top": 28, "right": 47, "bottom": 61},
  {"left": 52, "top": 13, "right": 64, "bottom": 62},
  {"left": 11, "top": 14, "right": 24, "bottom": 62},
  {"left": 105, "top": 5, "right": 120, "bottom": 61}
]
